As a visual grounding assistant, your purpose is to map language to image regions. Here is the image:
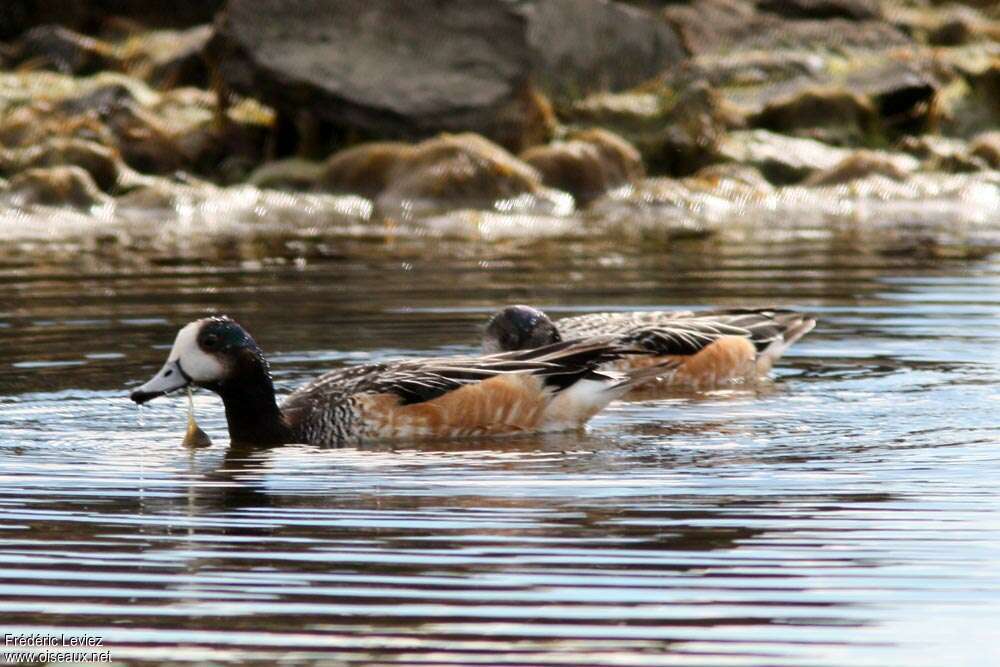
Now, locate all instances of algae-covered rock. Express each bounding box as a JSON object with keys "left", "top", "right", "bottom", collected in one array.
[
  {"left": 568, "top": 82, "right": 739, "bottom": 175},
  {"left": 0, "top": 138, "right": 121, "bottom": 192},
  {"left": 802, "top": 150, "right": 919, "bottom": 186},
  {"left": 664, "top": 0, "right": 909, "bottom": 56},
  {"left": 520, "top": 128, "right": 644, "bottom": 205},
  {"left": 320, "top": 142, "right": 414, "bottom": 200},
  {"left": 716, "top": 130, "right": 851, "bottom": 183},
  {"left": 318, "top": 133, "right": 571, "bottom": 217},
  {"left": 969, "top": 131, "right": 1000, "bottom": 168},
  {"left": 750, "top": 88, "right": 878, "bottom": 146},
  {"left": 122, "top": 25, "right": 213, "bottom": 89},
  {"left": 897, "top": 135, "right": 988, "bottom": 172},
  {"left": 691, "top": 163, "right": 774, "bottom": 191},
  {"left": 248, "top": 158, "right": 325, "bottom": 191},
  {"left": 5, "top": 165, "right": 108, "bottom": 208},
  {"left": 0, "top": 71, "right": 271, "bottom": 180},
  {"left": 376, "top": 134, "right": 564, "bottom": 216}
]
